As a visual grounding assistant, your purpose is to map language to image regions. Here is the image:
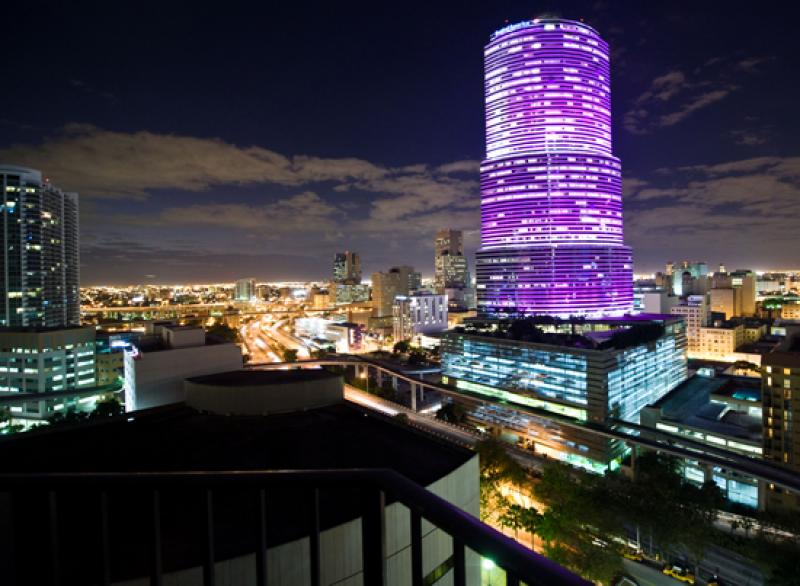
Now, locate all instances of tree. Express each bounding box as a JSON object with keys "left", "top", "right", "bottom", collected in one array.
[
  {"left": 282, "top": 348, "right": 298, "bottom": 363},
  {"left": 475, "top": 437, "right": 527, "bottom": 520},
  {"left": 94, "top": 394, "right": 123, "bottom": 418},
  {"left": 393, "top": 340, "right": 411, "bottom": 354},
  {"left": 436, "top": 401, "right": 467, "bottom": 424},
  {"left": 206, "top": 323, "right": 238, "bottom": 343},
  {"left": 393, "top": 413, "right": 410, "bottom": 424}
]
